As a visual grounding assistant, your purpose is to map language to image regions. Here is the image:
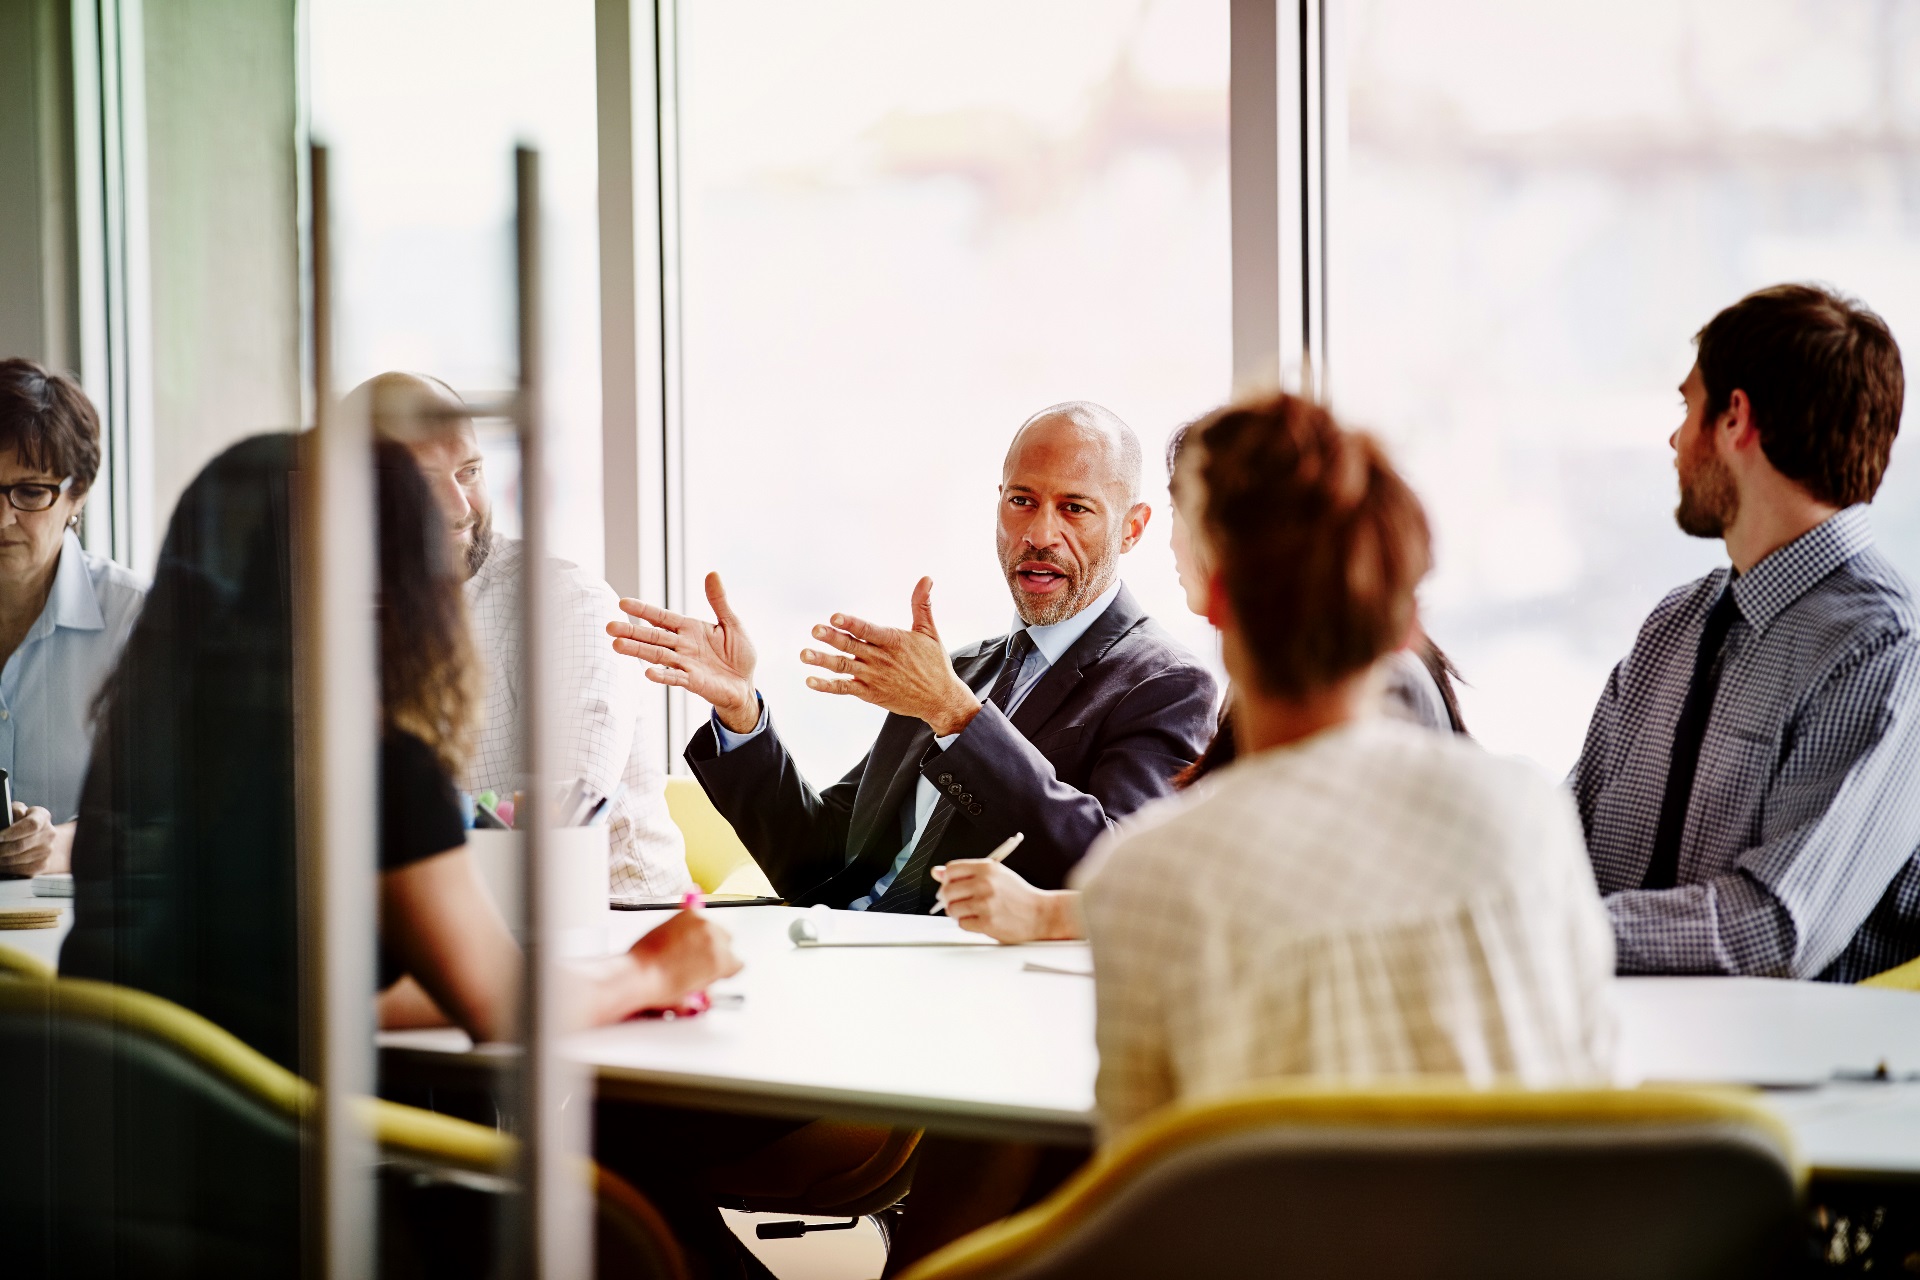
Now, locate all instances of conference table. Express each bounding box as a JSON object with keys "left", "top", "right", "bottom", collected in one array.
[
  {"left": 0, "top": 877, "right": 70, "bottom": 971},
  {"left": 376, "top": 904, "right": 1920, "bottom": 1179}
]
